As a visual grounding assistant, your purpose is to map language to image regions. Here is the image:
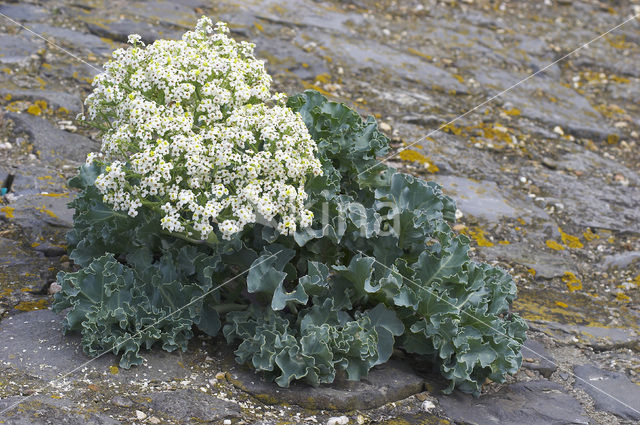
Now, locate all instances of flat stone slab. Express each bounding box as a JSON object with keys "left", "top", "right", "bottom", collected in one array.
[
  {"left": 0, "top": 395, "right": 120, "bottom": 425},
  {"left": 140, "top": 389, "right": 241, "bottom": 423},
  {"left": 437, "top": 176, "right": 517, "bottom": 221},
  {"left": 7, "top": 112, "right": 97, "bottom": 163},
  {"left": 436, "top": 380, "right": 590, "bottom": 425},
  {"left": 573, "top": 364, "right": 640, "bottom": 421},
  {"left": 0, "top": 310, "right": 190, "bottom": 384},
  {"left": 521, "top": 339, "right": 557, "bottom": 378},
  {"left": 0, "top": 34, "right": 43, "bottom": 66},
  {"left": 226, "top": 359, "right": 426, "bottom": 410}
]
